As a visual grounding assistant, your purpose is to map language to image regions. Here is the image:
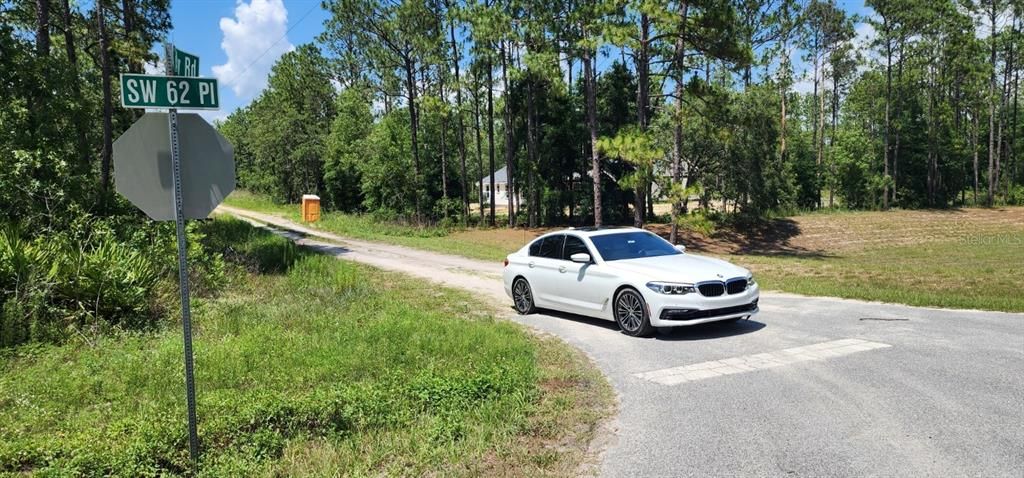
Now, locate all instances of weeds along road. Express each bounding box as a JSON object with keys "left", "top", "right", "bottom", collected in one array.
[{"left": 218, "top": 205, "right": 1024, "bottom": 478}]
